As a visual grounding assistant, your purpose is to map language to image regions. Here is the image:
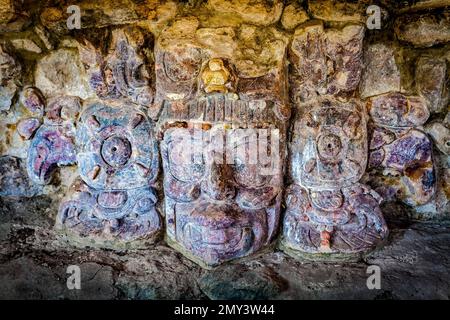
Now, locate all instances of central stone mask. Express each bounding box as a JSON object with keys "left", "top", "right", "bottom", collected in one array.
[
  {"left": 154, "top": 19, "right": 289, "bottom": 267},
  {"left": 160, "top": 105, "right": 283, "bottom": 267}
]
